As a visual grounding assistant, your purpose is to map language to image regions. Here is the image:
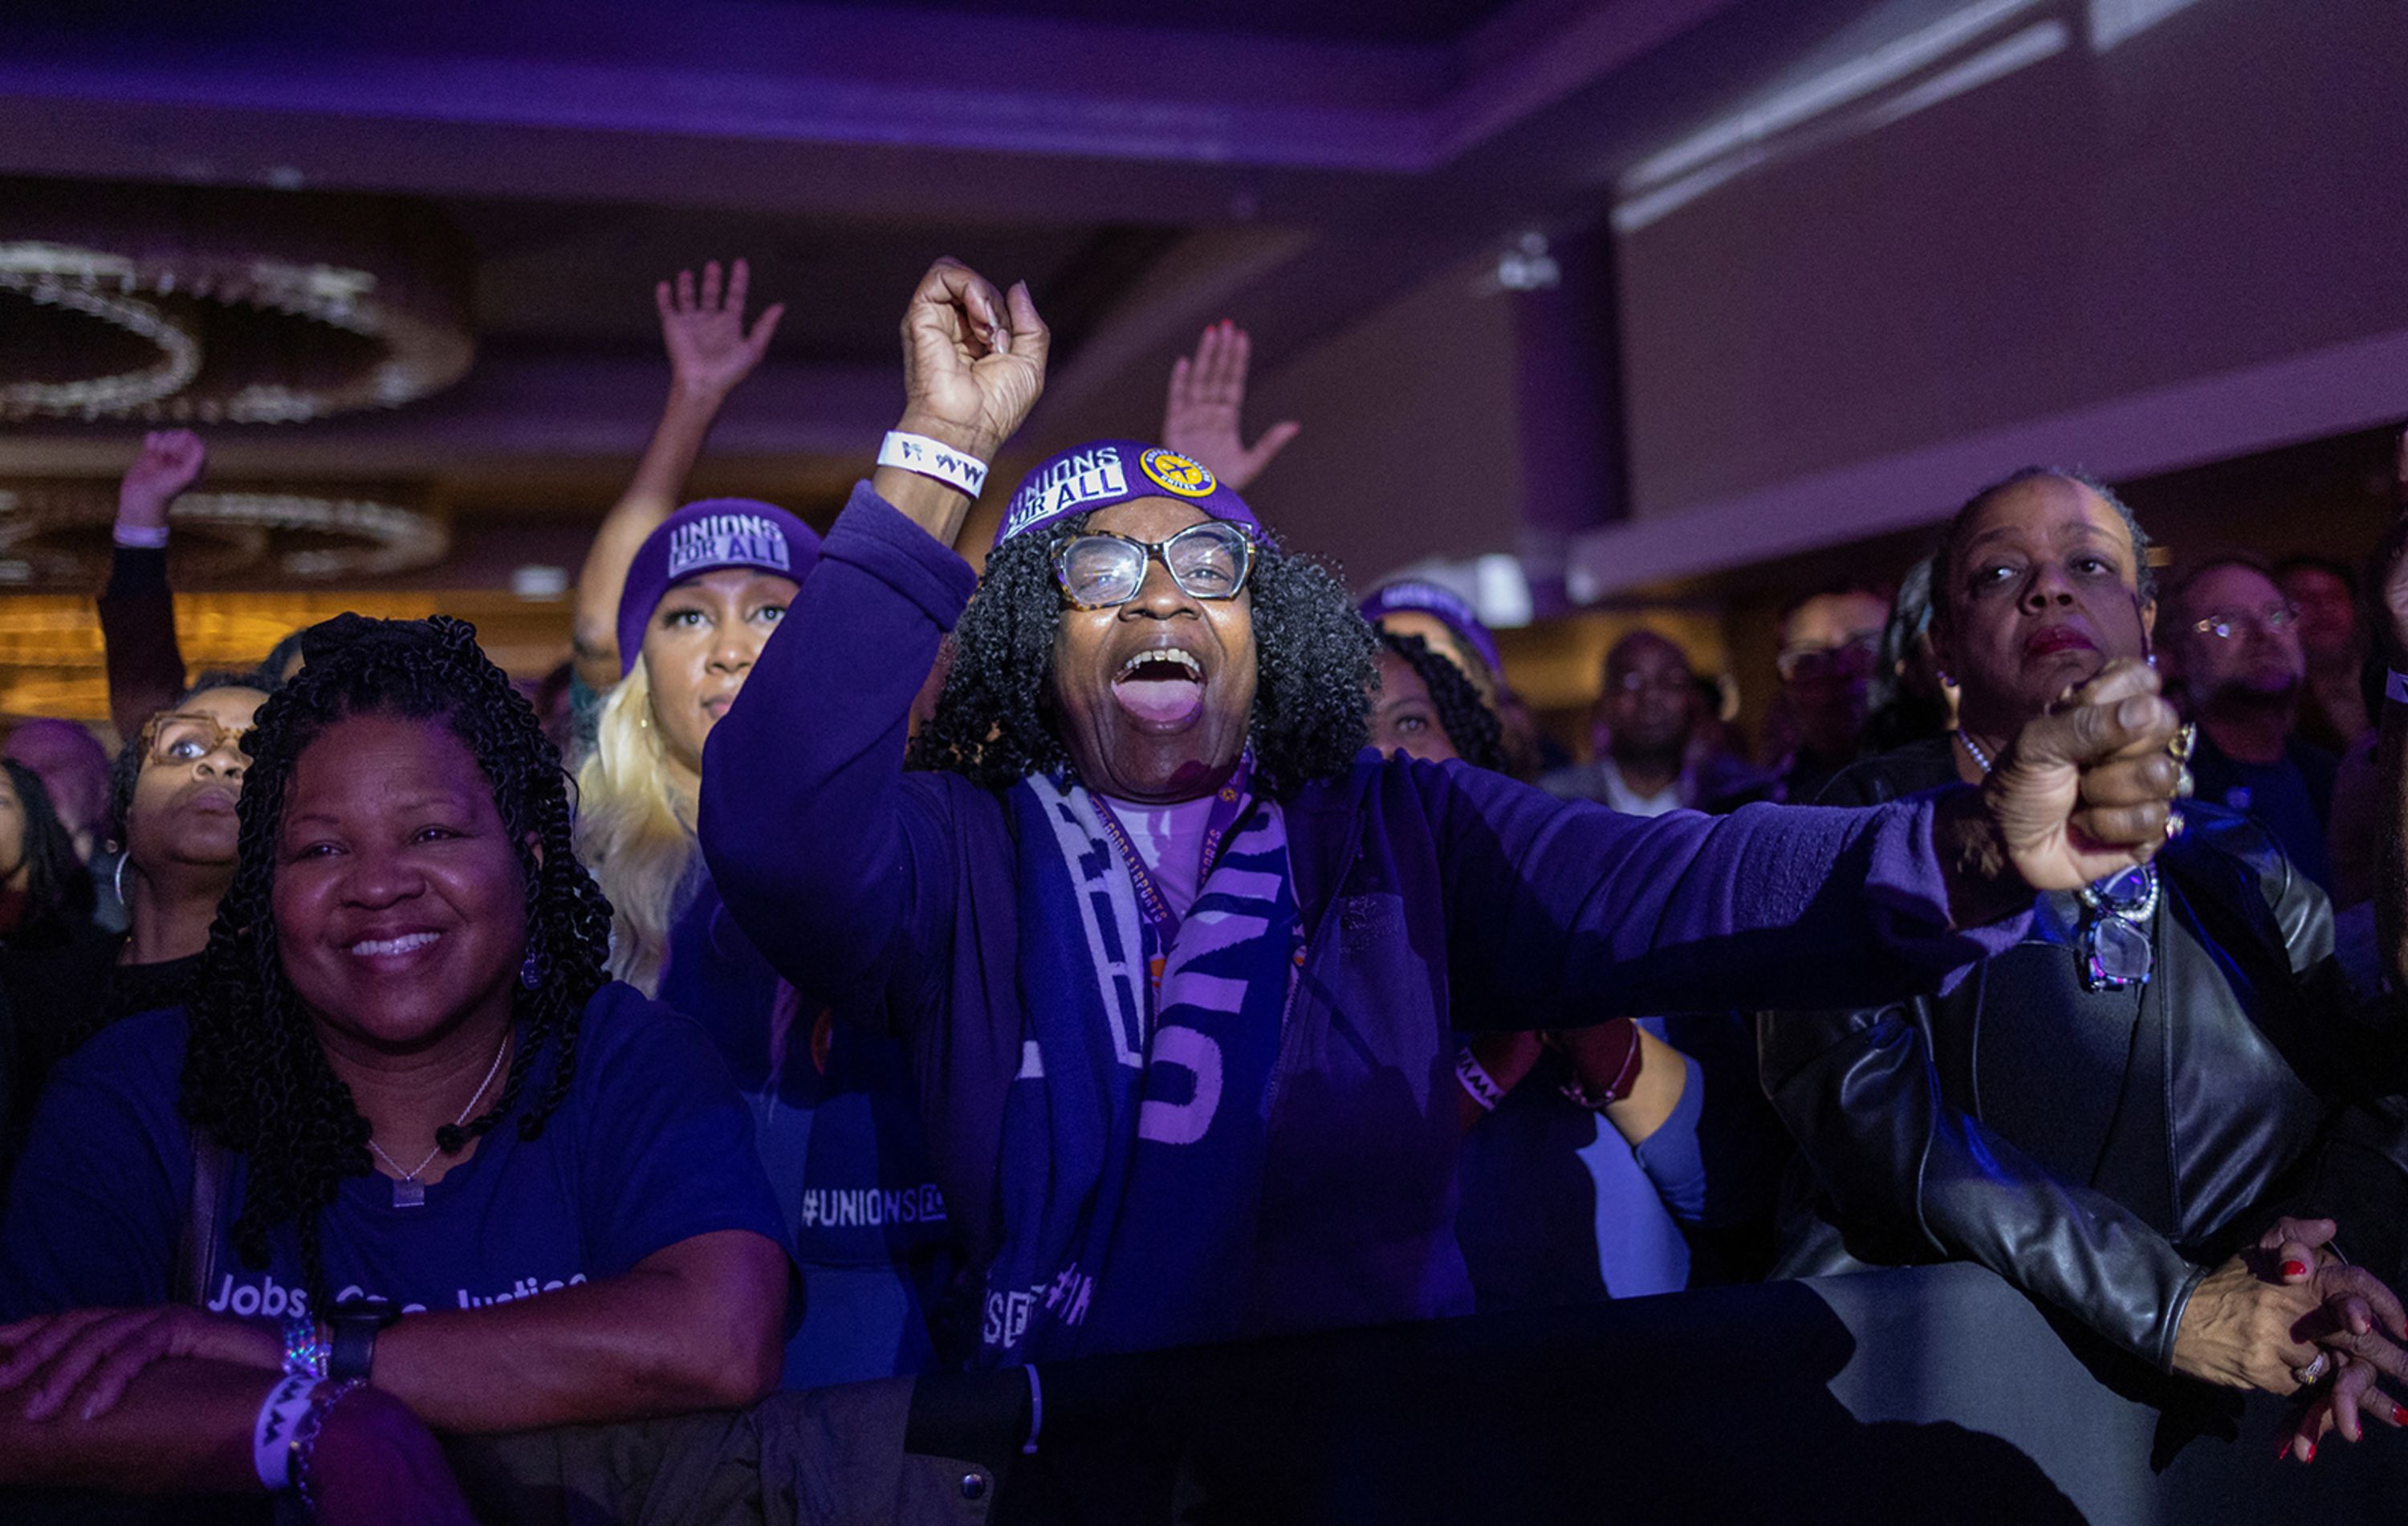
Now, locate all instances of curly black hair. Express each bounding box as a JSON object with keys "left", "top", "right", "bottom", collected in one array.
[
  {"left": 1376, "top": 629, "right": 1505, "bottom": 772},
  {"left": 0, "top": 759, "right": 96, "bottom": 949},
  {"left": 178, "top": 616, "right": 613, "bottom": 1309},
  {"left": 106, "top": 668, "right": 282, "bottom": 848},
  {"left": 906, "top": 514, "right": 1377, "bottom": 798}
]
